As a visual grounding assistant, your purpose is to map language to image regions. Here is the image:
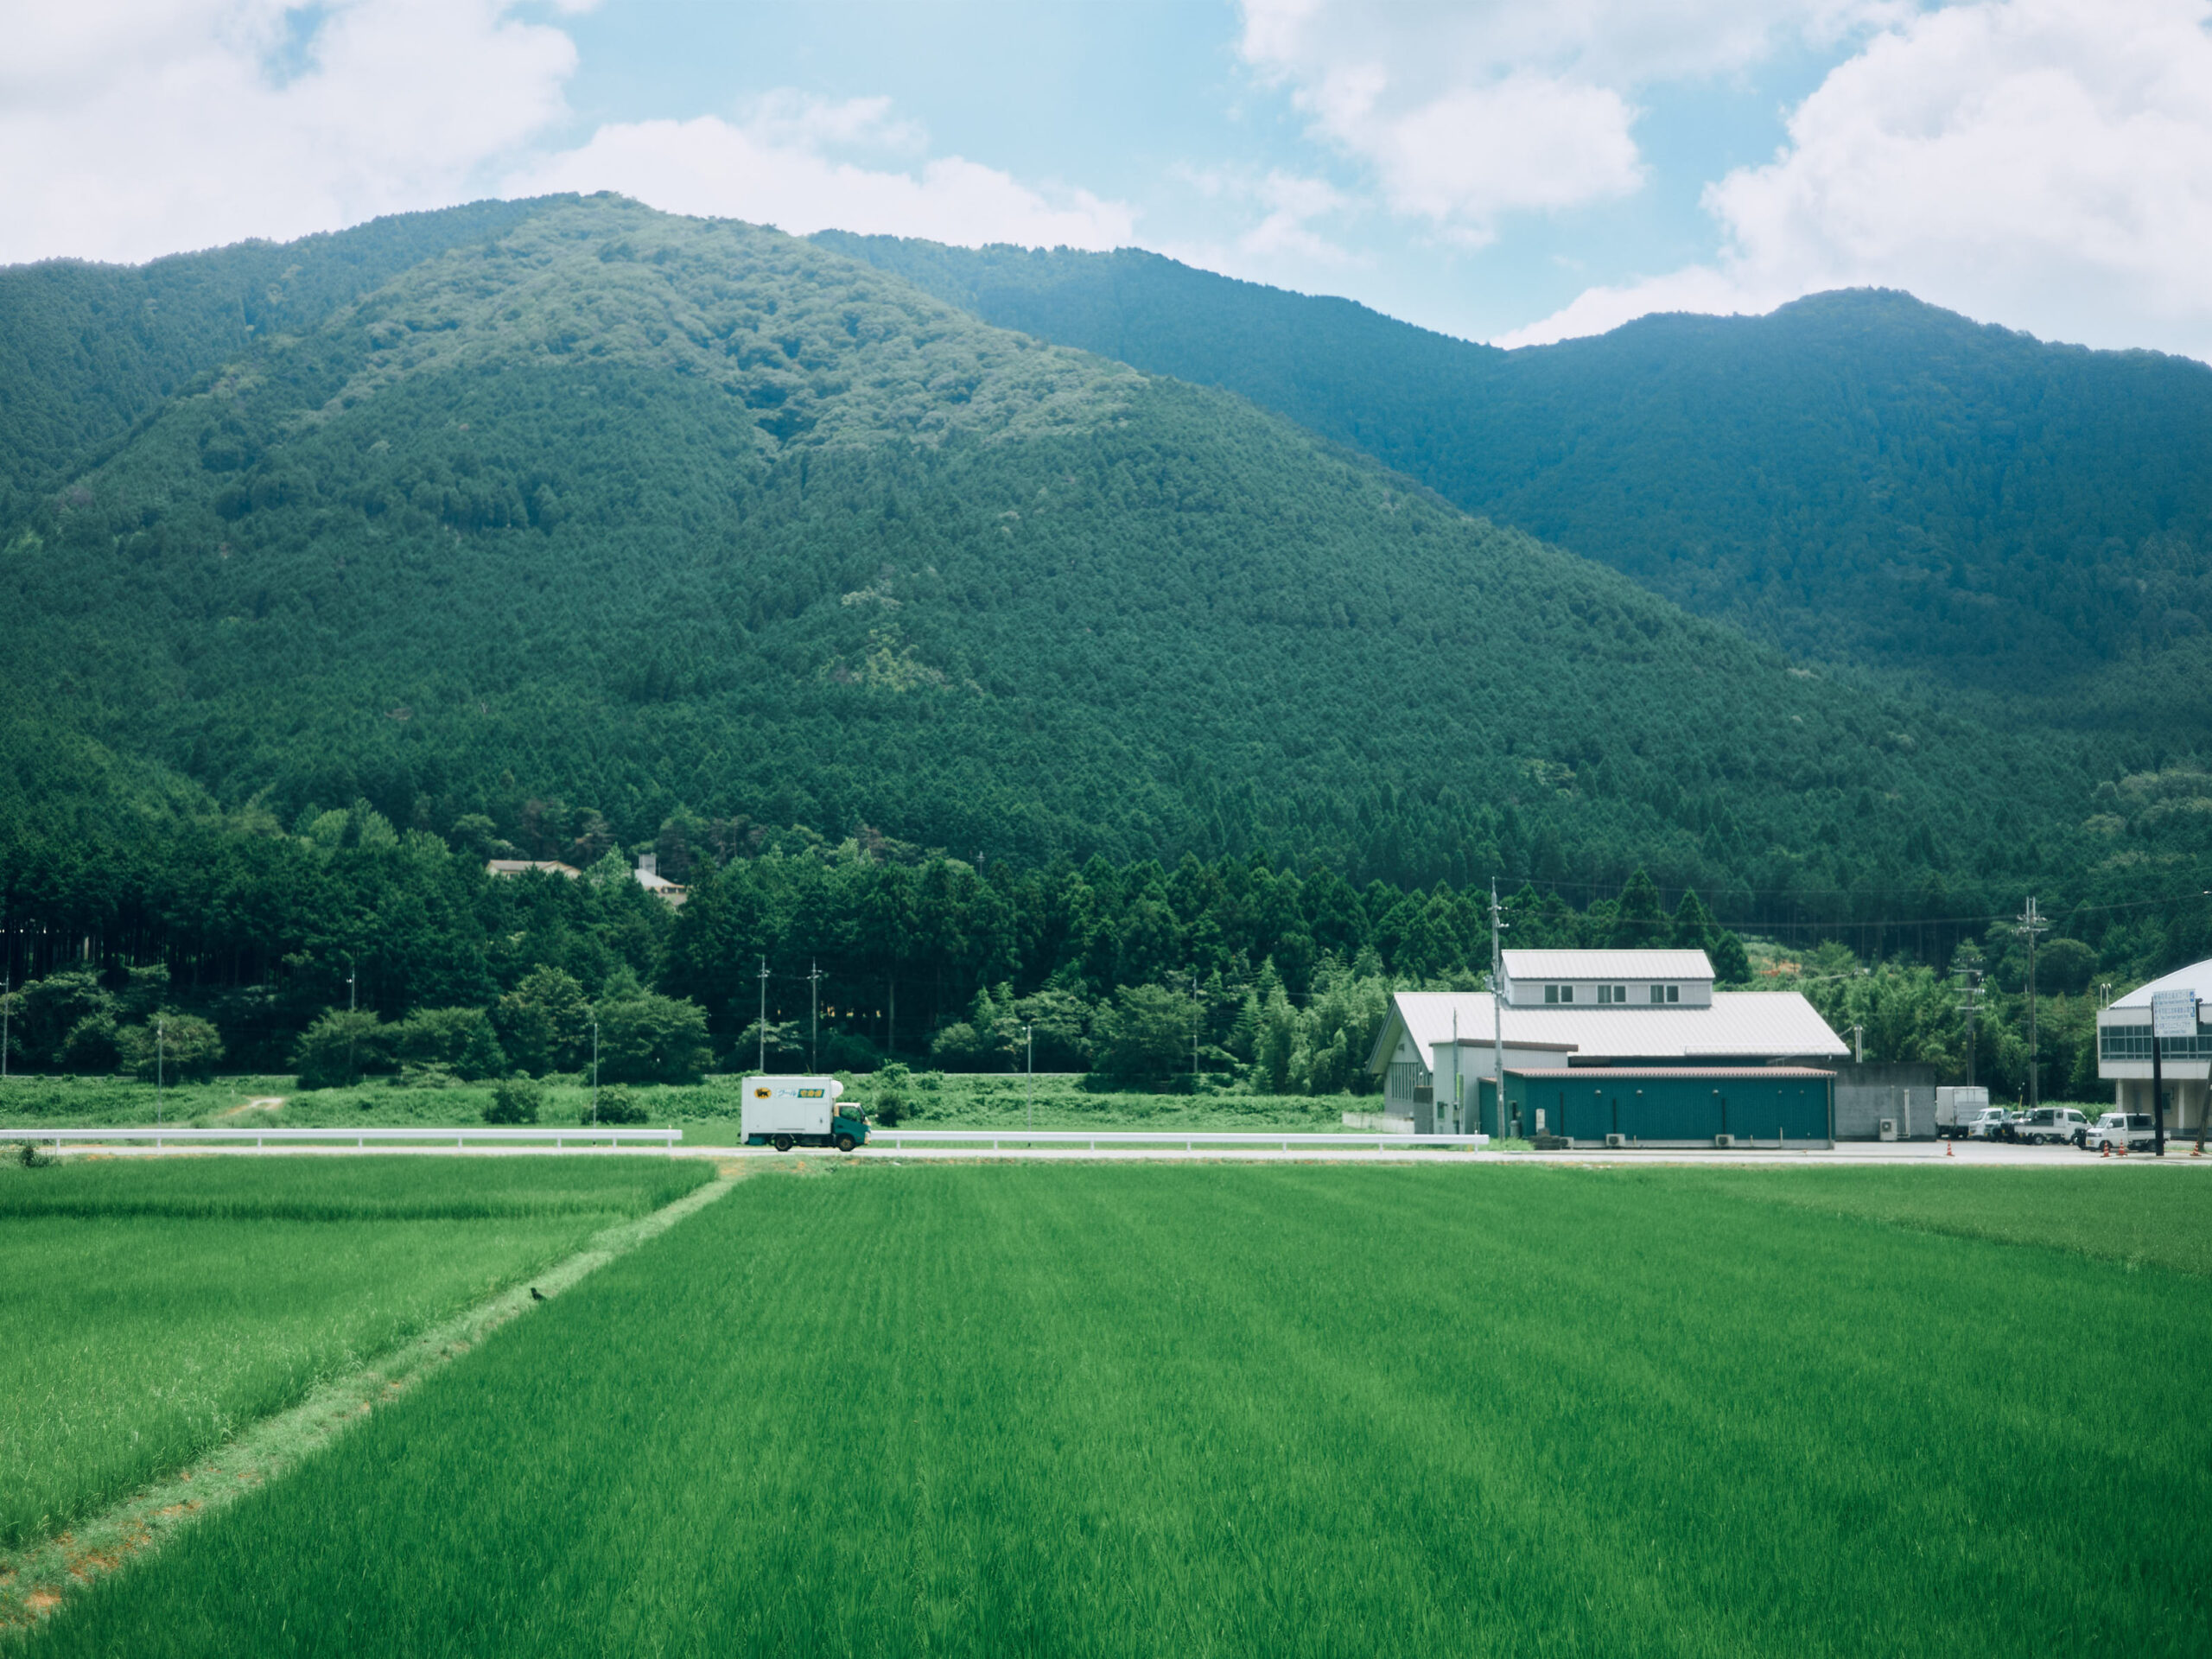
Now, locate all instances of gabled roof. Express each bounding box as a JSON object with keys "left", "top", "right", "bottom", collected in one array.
[
  {"left": 1370, "top": 990, "right": 1847, "bottom": 1073},
  {"left": 1502, "top": 949, "right": 1713, "bottom": 980},
  {"left": 2108, "top": 957, "right": 2212, "bottom": 1010}
]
